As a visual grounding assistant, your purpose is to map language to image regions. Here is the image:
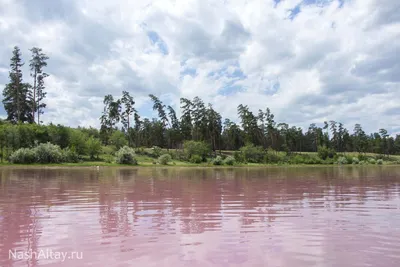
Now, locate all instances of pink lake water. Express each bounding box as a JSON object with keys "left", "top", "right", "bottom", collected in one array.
[{"left": 0, "top": 166, "right": 400, "bottom": 267}]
